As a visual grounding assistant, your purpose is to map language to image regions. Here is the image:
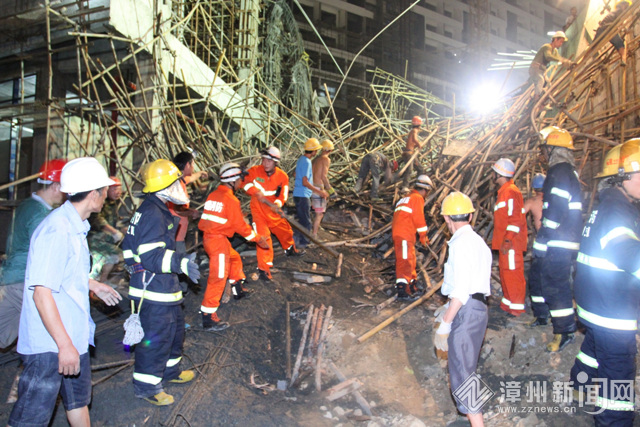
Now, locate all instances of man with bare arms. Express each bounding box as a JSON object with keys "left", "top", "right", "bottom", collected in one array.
[{"left": 311, "top": 139, "right": 335, "bottom": 238}]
